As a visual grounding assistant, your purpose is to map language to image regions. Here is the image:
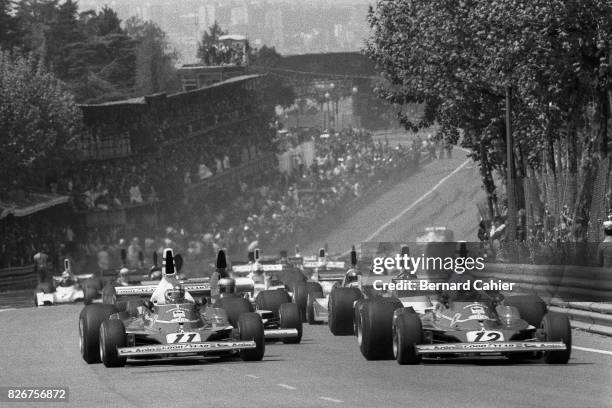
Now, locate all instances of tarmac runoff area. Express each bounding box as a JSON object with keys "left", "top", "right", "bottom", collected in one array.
[{"left": 371, "top": 279, "right": 516, "bottom": 292}]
